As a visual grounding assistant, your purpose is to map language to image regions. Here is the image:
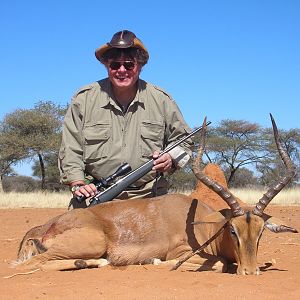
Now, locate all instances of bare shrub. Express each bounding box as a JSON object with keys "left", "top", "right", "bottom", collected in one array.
[{"left": 2, "top": 176, "right": 40, "bottom": 192}]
